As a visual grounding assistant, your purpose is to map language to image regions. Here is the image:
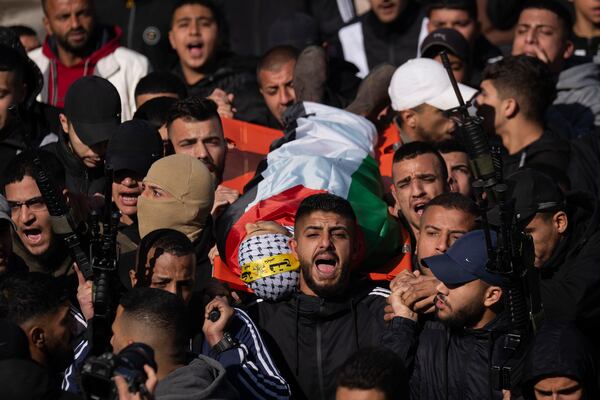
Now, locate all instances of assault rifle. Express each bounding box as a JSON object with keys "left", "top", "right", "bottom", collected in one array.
[
  {"left": 439, "top": 52, "right": 542, "bottom": 391},
  {"left": 88, "top": 167, "right": 120, "bottom": 355}
]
